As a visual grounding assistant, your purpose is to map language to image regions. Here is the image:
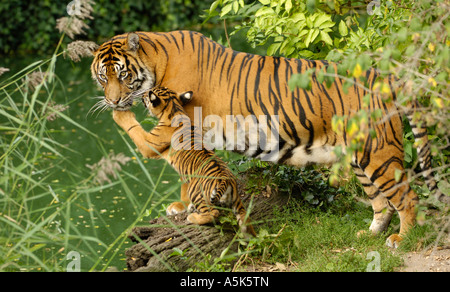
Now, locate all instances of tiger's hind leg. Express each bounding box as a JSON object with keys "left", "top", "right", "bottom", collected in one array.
[
  {"left": 356, "top": 152, "right": 418, "bottom": 248},
  {"left": 234, "top": 204, "right": 257, "bottom": 237},
  {"left": 383, "top": 176, "right": 418, "bottom": 248},
  {"left": 186, "top": 205, "right": 220, "bottom": 225},
  {"left": 186, "top": 185, "right": 220, "bottom": 225},
  {"left": 224, "top": 185, "right": 256, "bottom": 237},
  {"left": 353, "top": 165, "right": 395, "bottom": 236}
]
